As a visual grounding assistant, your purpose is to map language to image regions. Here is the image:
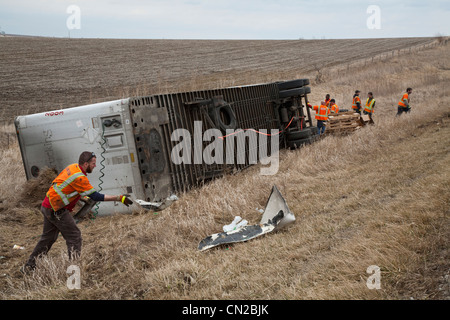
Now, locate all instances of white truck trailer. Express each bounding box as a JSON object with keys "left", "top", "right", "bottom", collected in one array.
[{"left": 15, "top": 80, "right": 313, "bottom": 216}]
